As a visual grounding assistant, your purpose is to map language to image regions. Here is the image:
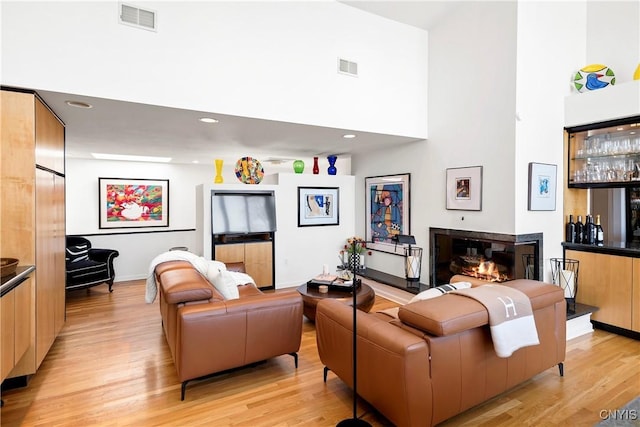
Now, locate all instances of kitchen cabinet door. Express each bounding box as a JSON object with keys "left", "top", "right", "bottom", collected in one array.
[{"left": 567, "top": 250, "right": 633, "bottom": 329}]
